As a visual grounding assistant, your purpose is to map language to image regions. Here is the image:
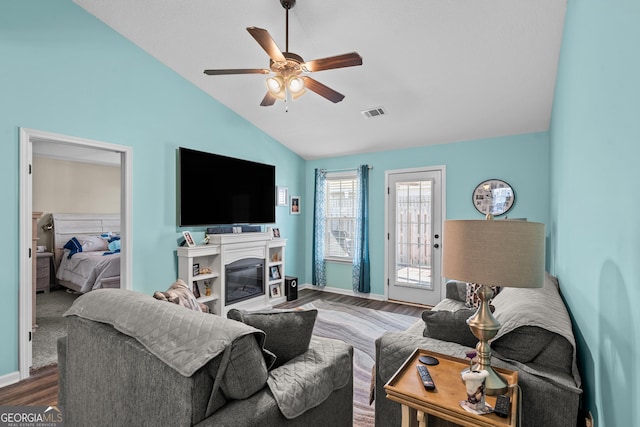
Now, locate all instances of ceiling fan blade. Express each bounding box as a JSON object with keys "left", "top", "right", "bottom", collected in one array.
[
  {"left": 302, "top": 77, "right": 345, "bottom": 103},
  {"left": 260, "top": 92, "right": 277, "bottom": 107},
  {"left": 247, "top": 27, "right": 286, "bottom": 63},
  {"left": 304, "top": 52, "right": 363, "bottom": 72},
  {"left": 204, "top": 68, "right": 270, "bottom": 75}
]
